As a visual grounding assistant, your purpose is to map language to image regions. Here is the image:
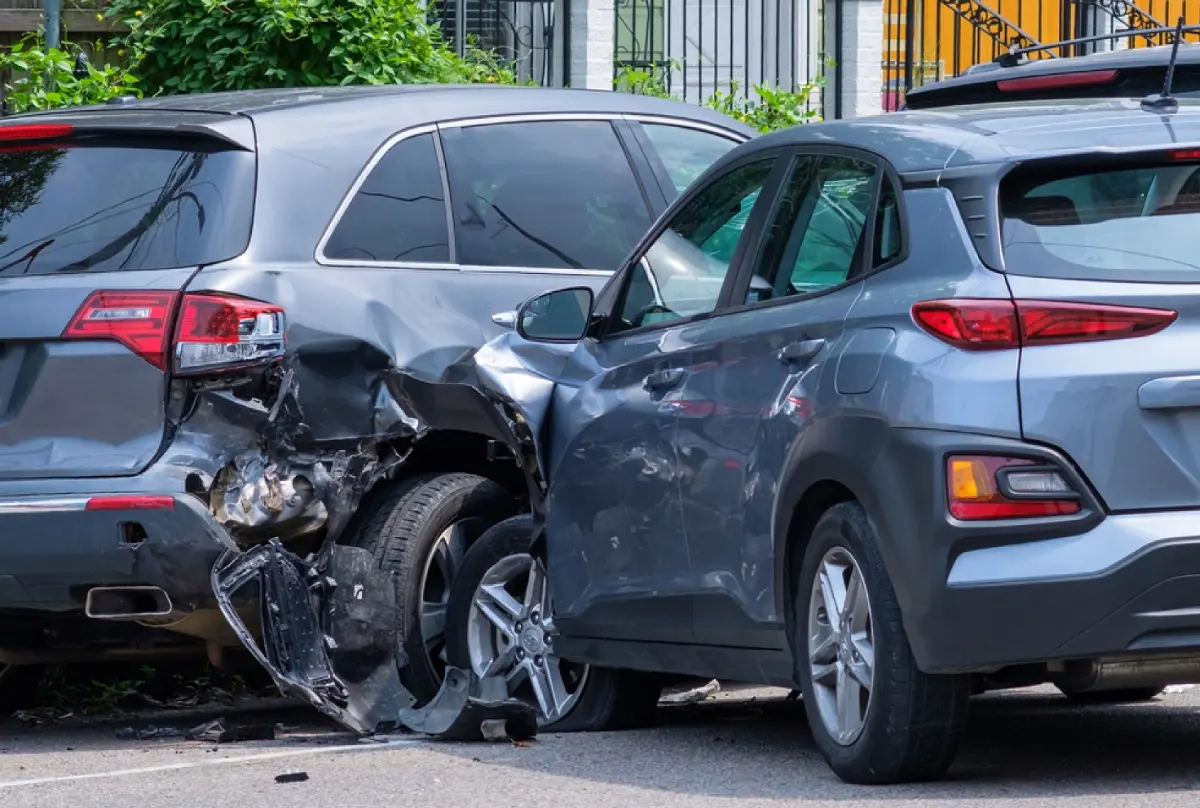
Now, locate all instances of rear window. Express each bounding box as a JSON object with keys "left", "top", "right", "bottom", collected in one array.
[
  {"left": 0, "top": 137, "right": 254, "bottom": 277},
  {"left": 999, "top": 158, "right": 1200, "bottom": 282}
]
